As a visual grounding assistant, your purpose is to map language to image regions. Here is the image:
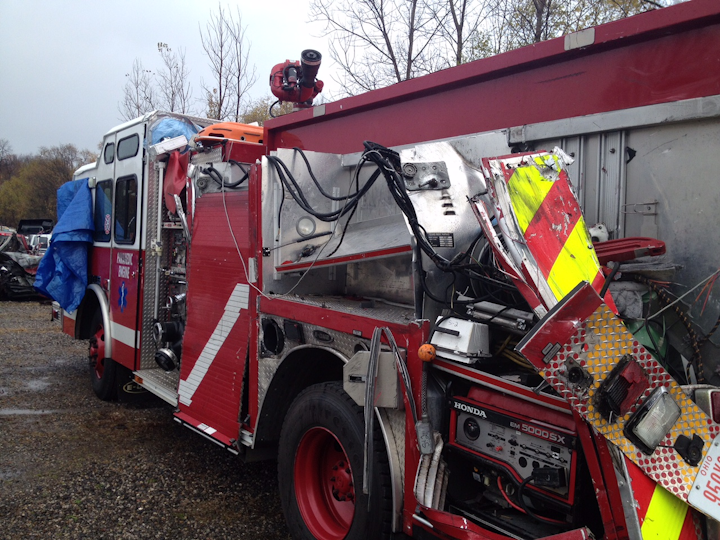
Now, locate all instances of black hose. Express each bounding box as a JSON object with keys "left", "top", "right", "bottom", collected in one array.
[{"left": 226, "top": 160, "right": 249, "bottom": 187}]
